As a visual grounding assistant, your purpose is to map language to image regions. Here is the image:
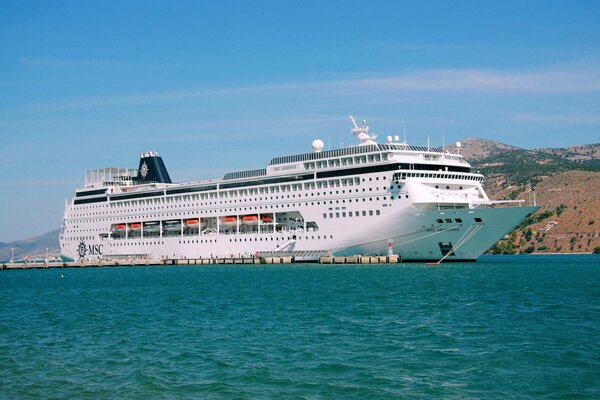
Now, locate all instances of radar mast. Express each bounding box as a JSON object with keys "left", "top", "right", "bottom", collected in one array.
[{"left": 349, "top": 115, "right": 378, "bottom": 146}]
